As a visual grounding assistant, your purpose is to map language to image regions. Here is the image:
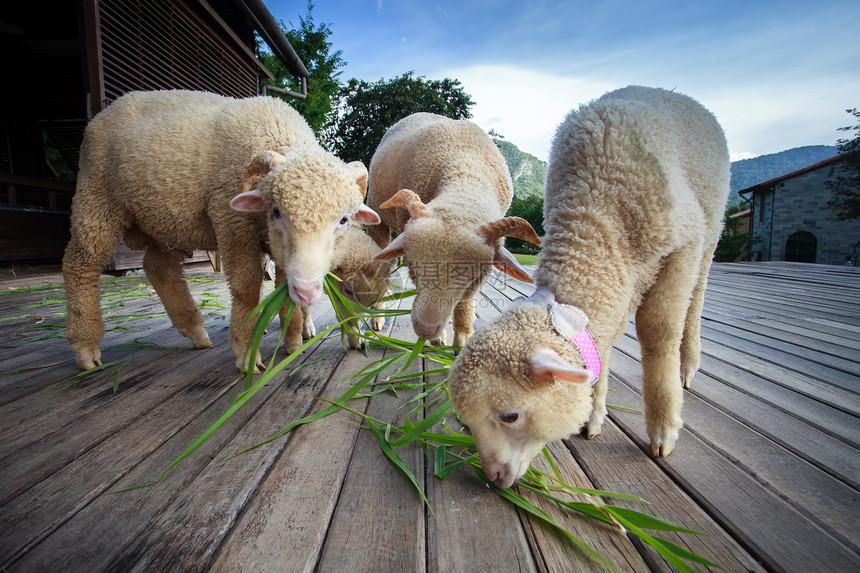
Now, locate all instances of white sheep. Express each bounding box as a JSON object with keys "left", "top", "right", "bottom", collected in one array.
[
  {"left": 367, "top": 112, "right": 541, "bottom": 346},
  {"left": 63, "top": 90, "right": 380, "bottom": 373},
  {"left": 300, "top": 223, "right": 392, "bottom": 349},
  {"left": 447, "top": 86, "right": 731, "bottom": 488}
]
